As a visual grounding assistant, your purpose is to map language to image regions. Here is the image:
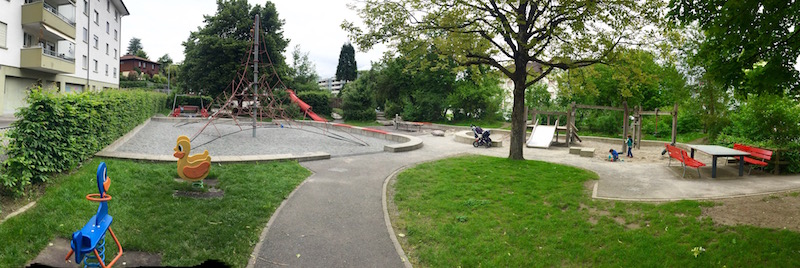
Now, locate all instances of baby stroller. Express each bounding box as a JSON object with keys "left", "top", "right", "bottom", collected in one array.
[{"left": 471, "top": 124, "right": 492, "bottom": 148}]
